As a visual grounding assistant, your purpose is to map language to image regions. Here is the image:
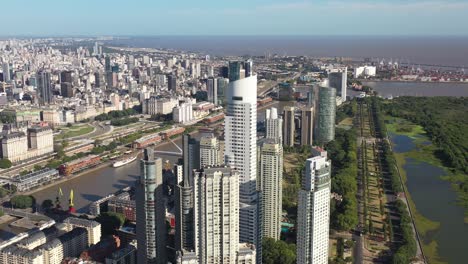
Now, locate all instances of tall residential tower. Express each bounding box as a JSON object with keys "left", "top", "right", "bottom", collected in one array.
[
  {"left": 259, "top": 140, "right": 283, "bottom": 240},
  {"left": 296, "top": 148, "right": 331, "bottom": 264},
  {"left": 225, "top": 60, "right": 261, "bottom": 262},
  {"left": 136, "top": 148, "right": 167, "bottom": 264}
]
